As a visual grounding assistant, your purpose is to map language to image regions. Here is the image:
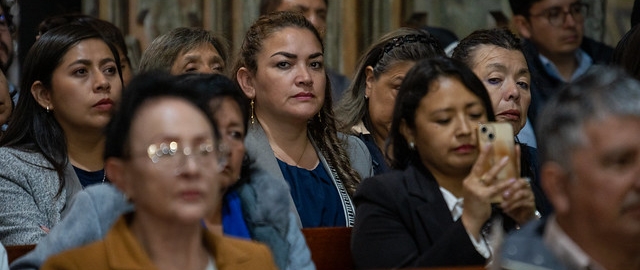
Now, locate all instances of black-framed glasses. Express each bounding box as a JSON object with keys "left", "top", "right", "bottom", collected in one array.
[{"left": 529, "top": 2, "right": 589, "bottom": 27}]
